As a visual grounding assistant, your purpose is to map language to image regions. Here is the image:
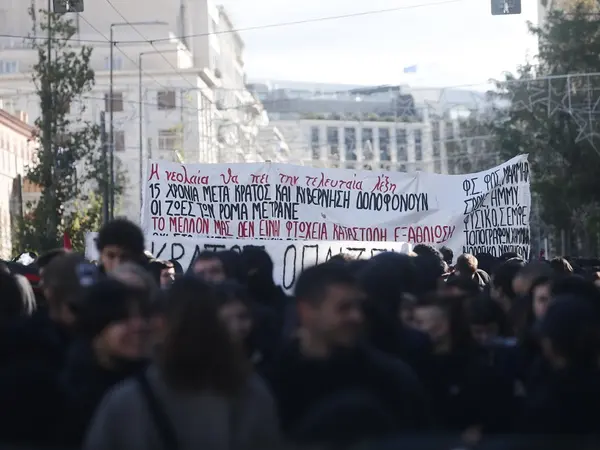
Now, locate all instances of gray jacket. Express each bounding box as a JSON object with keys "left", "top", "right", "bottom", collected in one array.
[{"left": 83, "top": 365, "right": 280, "bottom": 450}]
